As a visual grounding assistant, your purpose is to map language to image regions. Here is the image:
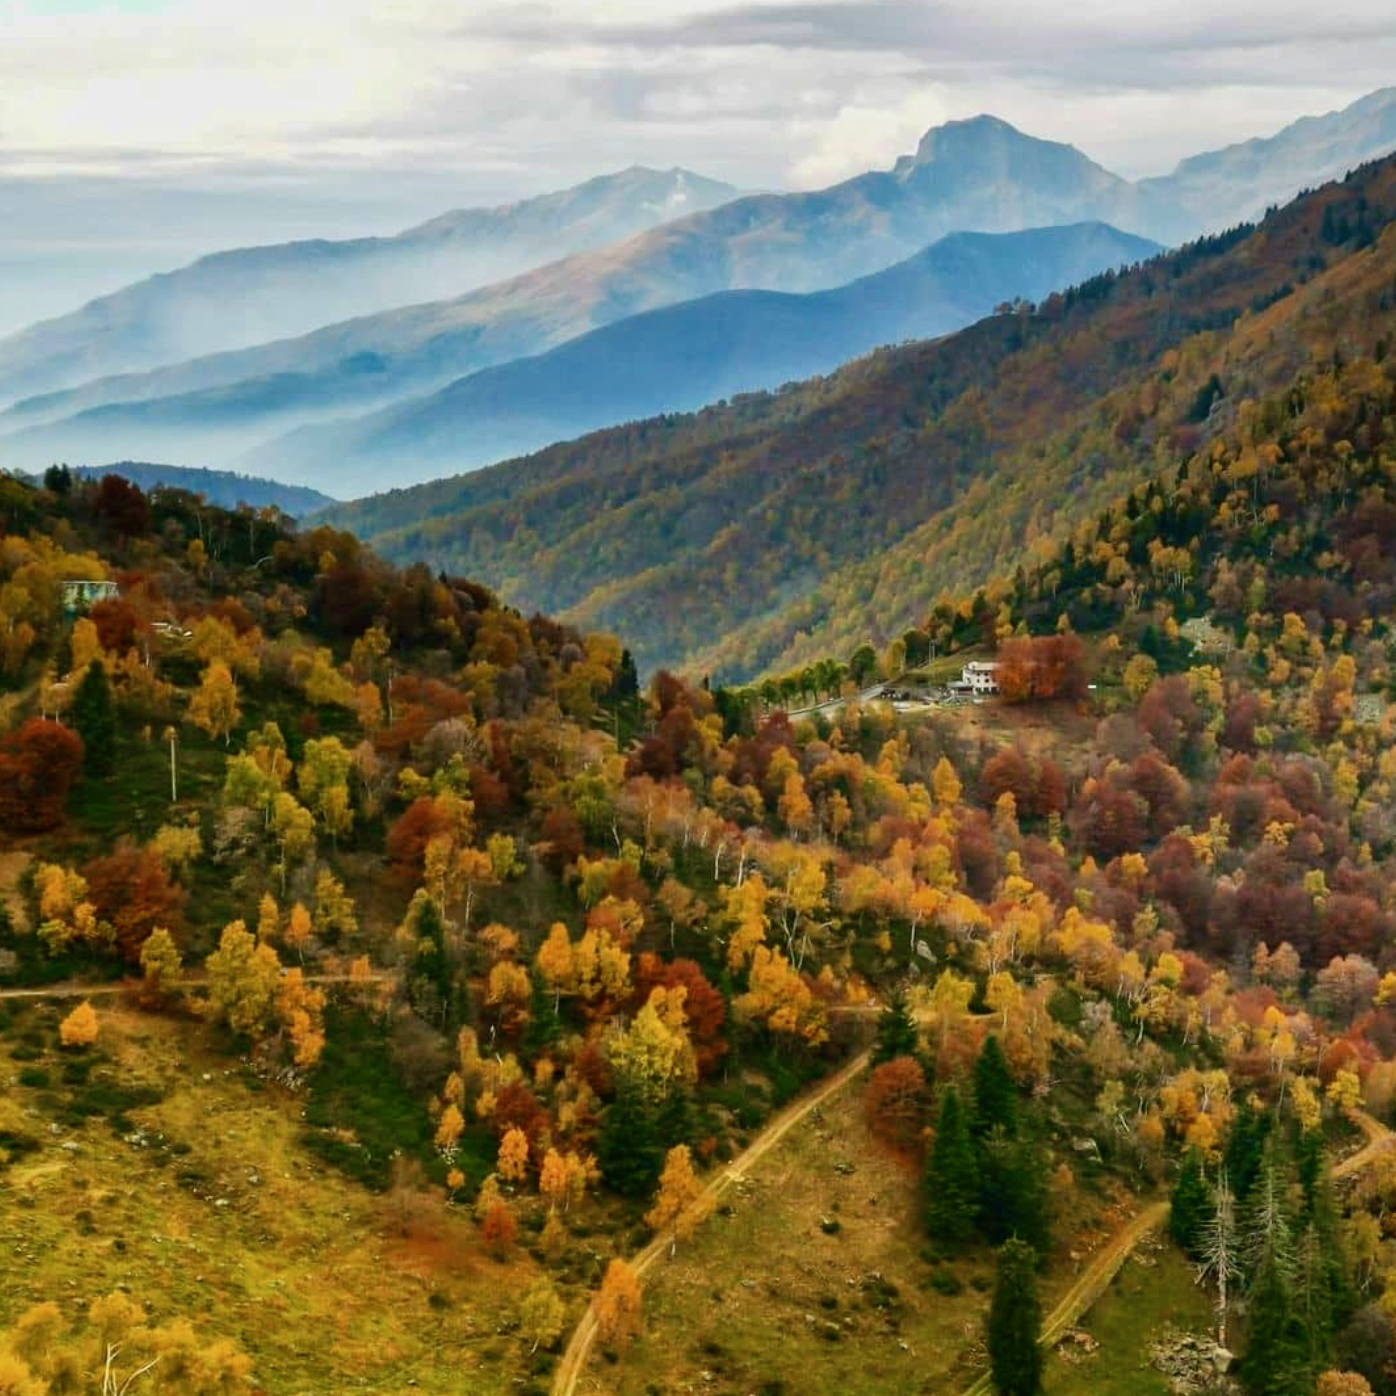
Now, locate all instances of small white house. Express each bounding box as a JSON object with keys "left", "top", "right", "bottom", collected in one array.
[
  {"left": 61, "top": 578, "right": 120, "bottom": 613},
  {"left": 960, "top": 661, "right": 1001, "bottom": 695}
]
